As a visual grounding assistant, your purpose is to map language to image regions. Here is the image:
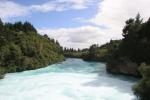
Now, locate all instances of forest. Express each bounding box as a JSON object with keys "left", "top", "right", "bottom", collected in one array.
[{"left": 0, "top": 19, "right": 64, "bottom": 78}]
